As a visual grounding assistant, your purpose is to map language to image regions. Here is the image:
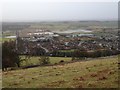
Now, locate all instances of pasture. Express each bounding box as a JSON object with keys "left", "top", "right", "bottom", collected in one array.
[
  {"left": 20, "top": 56, "right": 72, "bottom": 66},
  {"left": 0, "top": 38, "right": 15, "bottom": 42},
  {"left": 2, "top": 55, "right": 119, "bottom": 88}
]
